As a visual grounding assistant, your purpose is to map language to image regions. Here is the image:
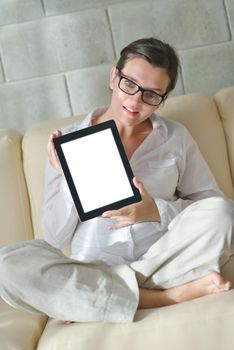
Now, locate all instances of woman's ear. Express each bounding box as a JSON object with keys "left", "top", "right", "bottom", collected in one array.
[{"left": 109, "top": 67, "right": 117, "bottom": 90}]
